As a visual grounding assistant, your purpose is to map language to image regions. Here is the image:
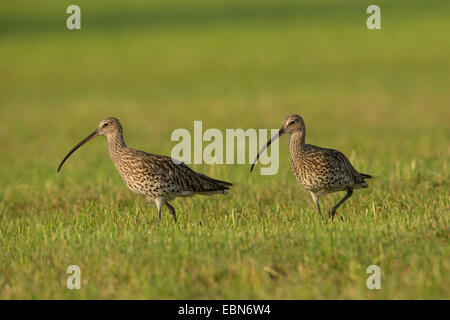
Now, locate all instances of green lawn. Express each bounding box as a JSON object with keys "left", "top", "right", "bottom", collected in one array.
[{"left": 0, "top": 0, "right": 449, "bottom": 299}]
